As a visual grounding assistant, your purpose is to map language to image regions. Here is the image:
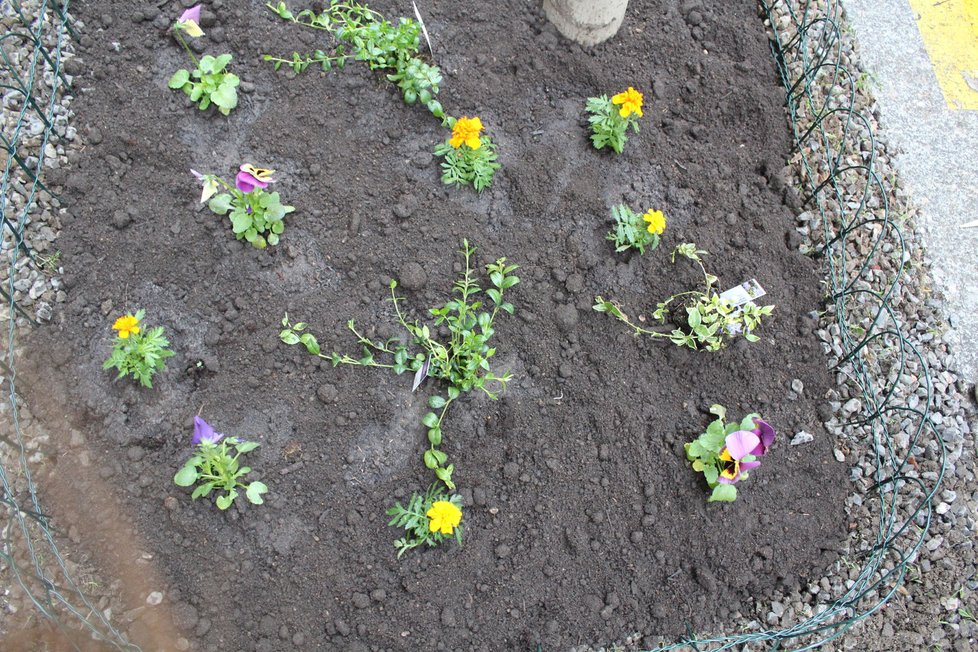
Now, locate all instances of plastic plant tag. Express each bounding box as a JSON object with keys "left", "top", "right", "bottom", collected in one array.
[
  {"left": 718, "top": 280, "right": 767, "bottom": 335},
  {"left": 412, "top": 356, "right": 431, "bottom": 391},
  {"left": 412, "top": 2, "right": 434, "bottom": 55},
  {"left": 719, "top": 279, "right": 767, "bottom": 307}
]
